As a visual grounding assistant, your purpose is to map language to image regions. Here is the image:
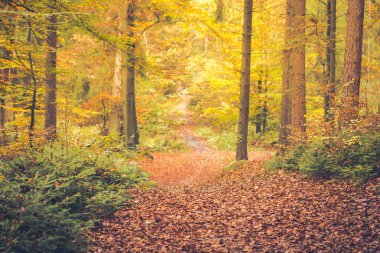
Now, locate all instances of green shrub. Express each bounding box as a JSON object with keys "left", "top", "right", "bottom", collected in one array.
[
  {"left": 266, "top": 144, "right": 306, "bottom": 171},
  {"left": 0, "top": 144, "right": 148, "bottom": 253},
  {"left": 299, "top": 131, "right": 380, "bottom": 181},
  {"left": 268, "top": 130, "right": 380, "bottom": 183},
  {"left": 1, "top": 184, "right": 84, "bottom": 253},
  {"left": 296, "top": 139, "right": 340, "bottom": 178}
]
